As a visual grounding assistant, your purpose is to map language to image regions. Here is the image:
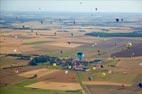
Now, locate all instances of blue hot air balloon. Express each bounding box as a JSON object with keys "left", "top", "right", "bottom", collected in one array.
[
  {"left": 138, "top": 82, "right": 142, "bottom": 88},
  {"left": 76, "top": 52, "right": 85, "bottom": 60}
]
